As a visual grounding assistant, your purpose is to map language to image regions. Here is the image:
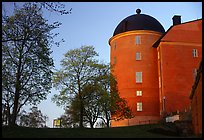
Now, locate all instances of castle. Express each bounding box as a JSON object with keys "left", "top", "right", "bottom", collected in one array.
[{"left": 109, "top": 9, "right": 202, "bottom": 127}]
